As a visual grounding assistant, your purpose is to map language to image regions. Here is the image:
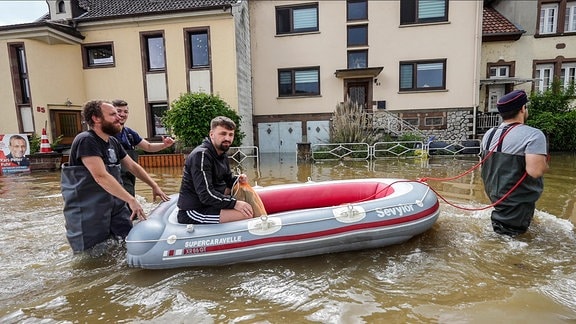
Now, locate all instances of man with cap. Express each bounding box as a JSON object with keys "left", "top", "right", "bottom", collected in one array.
[{"left": 480, "top": 89, "right": 549, "bottom": 236}]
